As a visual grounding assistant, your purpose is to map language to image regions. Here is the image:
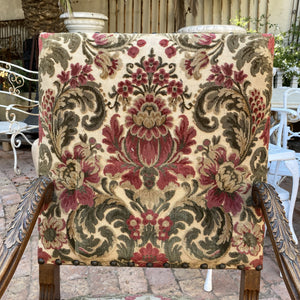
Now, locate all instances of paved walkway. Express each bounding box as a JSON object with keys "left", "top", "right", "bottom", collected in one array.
[{"left": 0, "top": 146, "right": 299, "bottom": 299}]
